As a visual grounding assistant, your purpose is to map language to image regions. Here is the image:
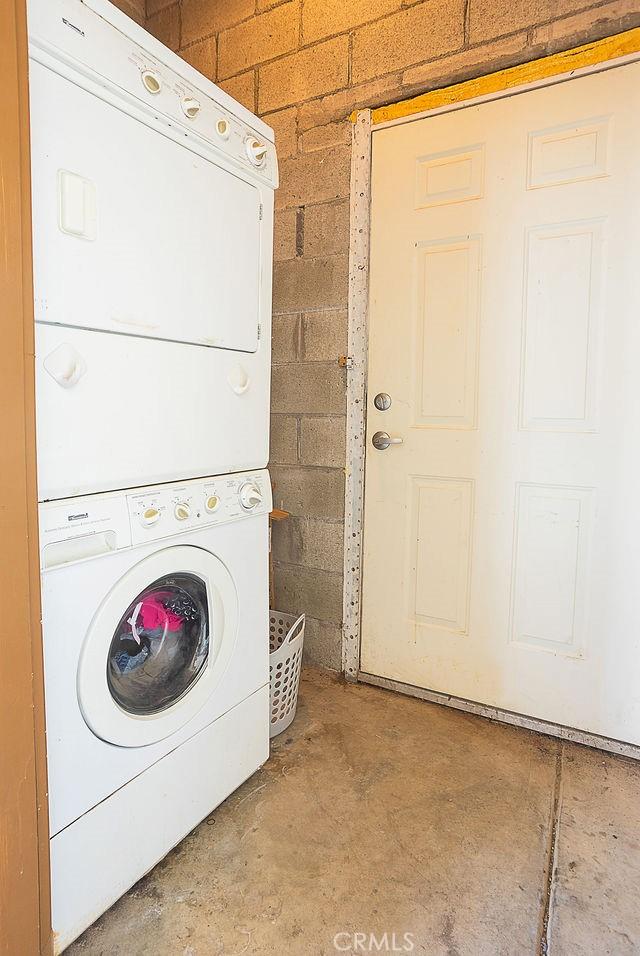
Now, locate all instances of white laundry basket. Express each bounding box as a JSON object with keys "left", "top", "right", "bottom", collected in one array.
[{"left": 269, "top": 611, "right": 305, "bottom": 738}]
